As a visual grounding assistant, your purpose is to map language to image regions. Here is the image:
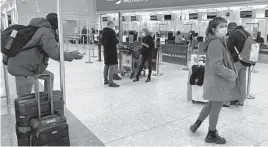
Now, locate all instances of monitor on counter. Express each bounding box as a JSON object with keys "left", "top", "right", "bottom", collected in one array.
[{"left": 164, "top": 15, "right": 172, "bottom": 21}]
